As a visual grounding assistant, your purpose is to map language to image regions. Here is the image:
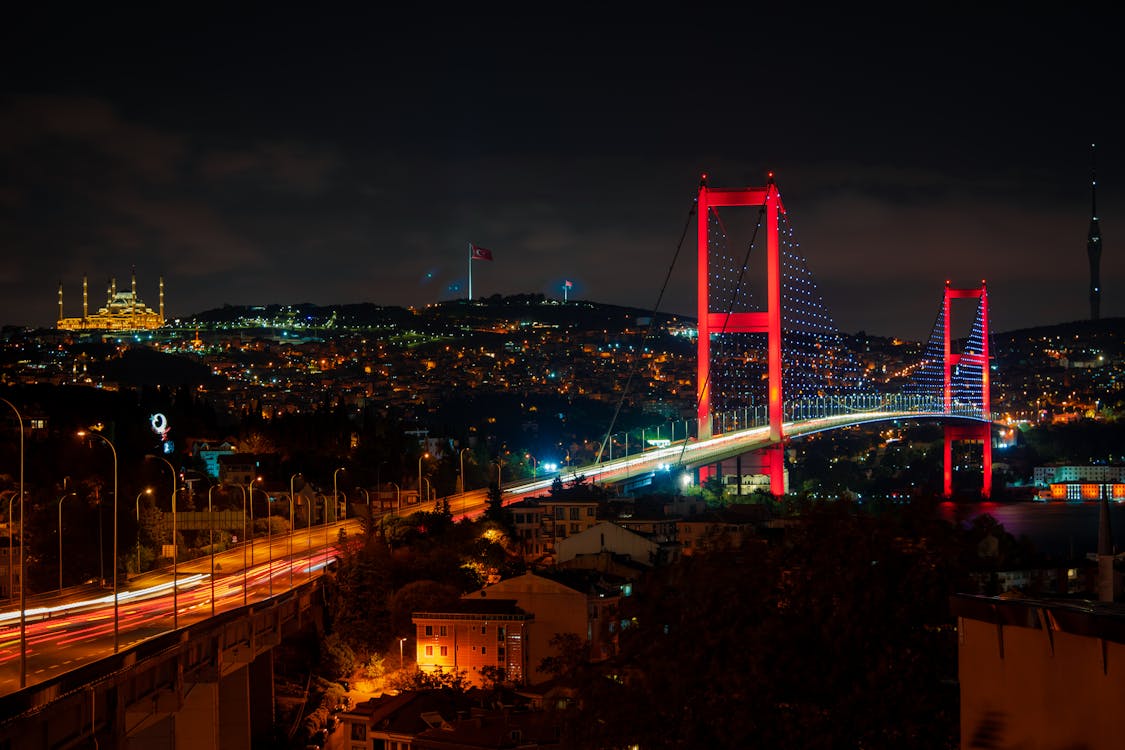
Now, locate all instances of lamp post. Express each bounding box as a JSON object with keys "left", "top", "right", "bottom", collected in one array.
[
  {"left": 333, "top": 467, "right": 345, "bottom": 523},
  {"left": 2, "top": 490, "right": 15, "bottom": 602},
  {"left": 459, "top": 448, "right": 472, "bottom": 520},
  {"left": 1, "top": 397, "right": 27, "bottom": 687},
  {"left": 247, "top": 476, "right": 261, "bottom": 566},
  {"left": 337, "top": 490, "right": 347, "bottom": 525},
  {"left": 282, "top": 491, "right": 294, "bottom": 591},
  {"left": 266, "top": 494, "right": 274, "bottom": 597},
  {"left": 290, "top": 473, "right": 301, "bottom": 590},
  {"left": 399, "top": 636, "right": 407, "bottom": 670},
  {"left": 207, "top": 484, "right": 221, "bottom": 617},
  {"left": 525, "top": 453, "right": 538, "bottom": 477},
  {"left": 390, "top": 482, "right": 400, "bottom": 515},
  {"left": 78, "top": 428, "right": 119, "bottom": 655},
  {"left": 57, "top": 491, "right": 76, "bottom": 592},
  {"left": 320, "top": 494, "right": 330, "bottom": 550},
  {"left": 418, "top": 453, "right": 429, "bottom": 506},
  {"left": 236, "top": 484, "right": 248, "bottom": 606},
  {"left": 146, "top": 454, "right": 178, "bottom": 629},
  {"left": 306, "top": 492, "right": 314, "bottom": 583},
  {"left": 358, "top": 487, "right": 370, "bottom": 523},
  {"left": 135, "top": 487, "right": 152, "bottom": 576}
]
